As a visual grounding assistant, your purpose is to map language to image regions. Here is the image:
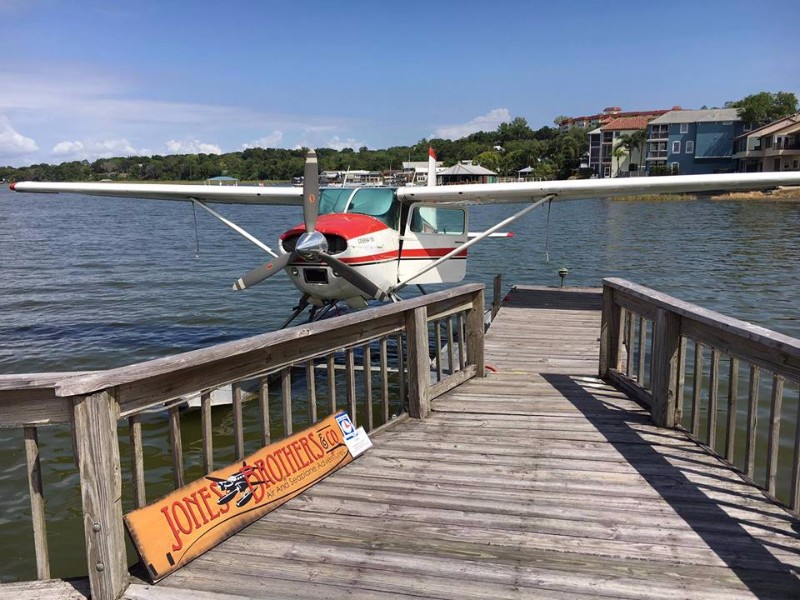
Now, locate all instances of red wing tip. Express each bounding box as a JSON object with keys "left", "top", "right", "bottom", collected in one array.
[
  {"left": 507, "top": 232, "right": 515, "bottom": 237},
  {"left": 9, "top": 182, "right": 16, "bottom": 191}
]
